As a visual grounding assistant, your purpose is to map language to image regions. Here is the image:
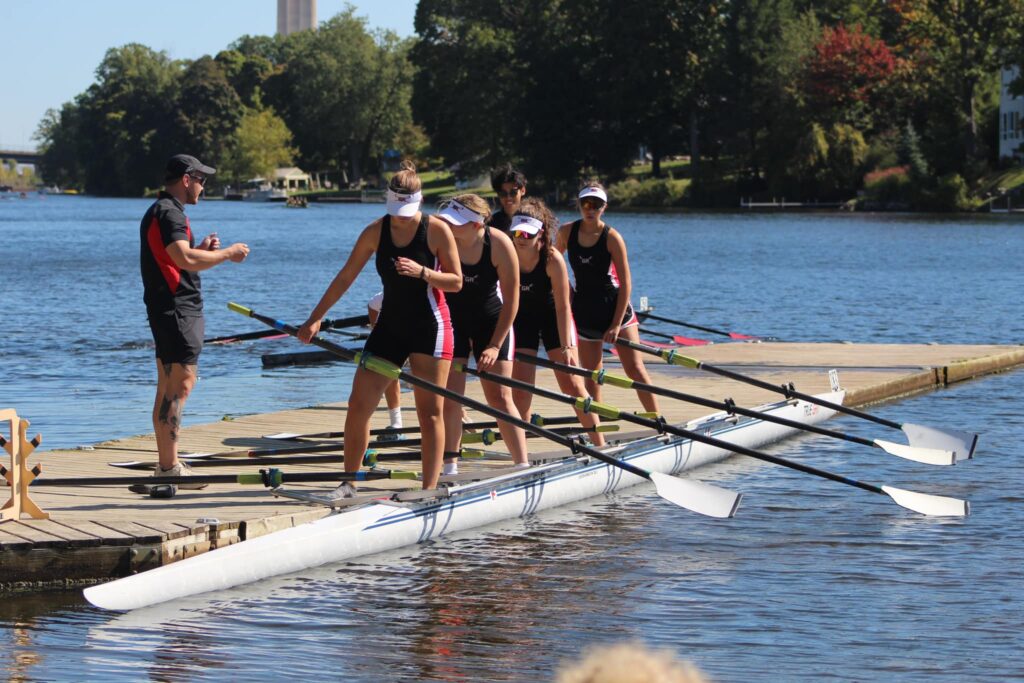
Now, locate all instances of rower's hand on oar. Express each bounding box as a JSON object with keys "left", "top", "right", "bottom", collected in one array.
[
  {"left": 297, "top": 318, "right": 321, "bottom": 344},
  {"left": 224, "top": 242, "right": 250, "bottom": 263},
  {"left": 603, "top": 324, "right": 621, "bottom": 345}
]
